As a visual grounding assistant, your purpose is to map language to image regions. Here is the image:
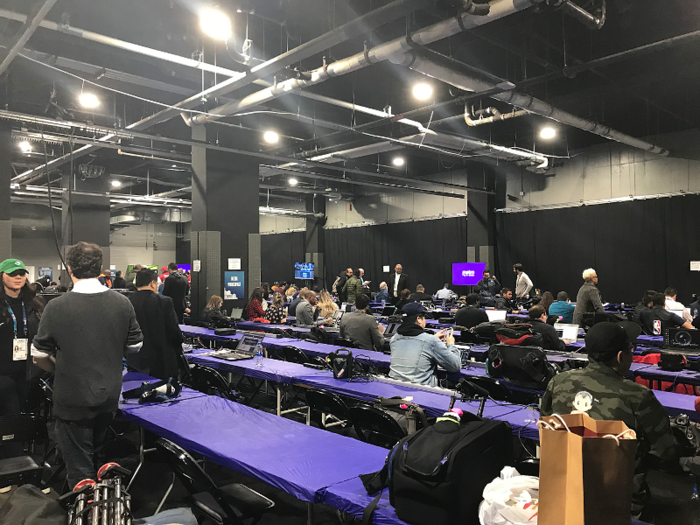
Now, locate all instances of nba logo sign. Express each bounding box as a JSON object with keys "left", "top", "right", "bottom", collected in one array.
[{"left": 653, "top": 320, "right": 662, "bottom": 336}]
